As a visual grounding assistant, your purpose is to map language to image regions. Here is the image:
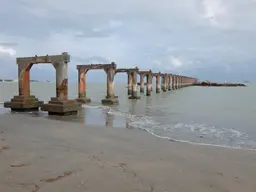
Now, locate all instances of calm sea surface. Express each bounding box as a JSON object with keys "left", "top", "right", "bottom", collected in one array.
[{"left": 0, "top": 82, "right": 255, "bottom": 149}]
